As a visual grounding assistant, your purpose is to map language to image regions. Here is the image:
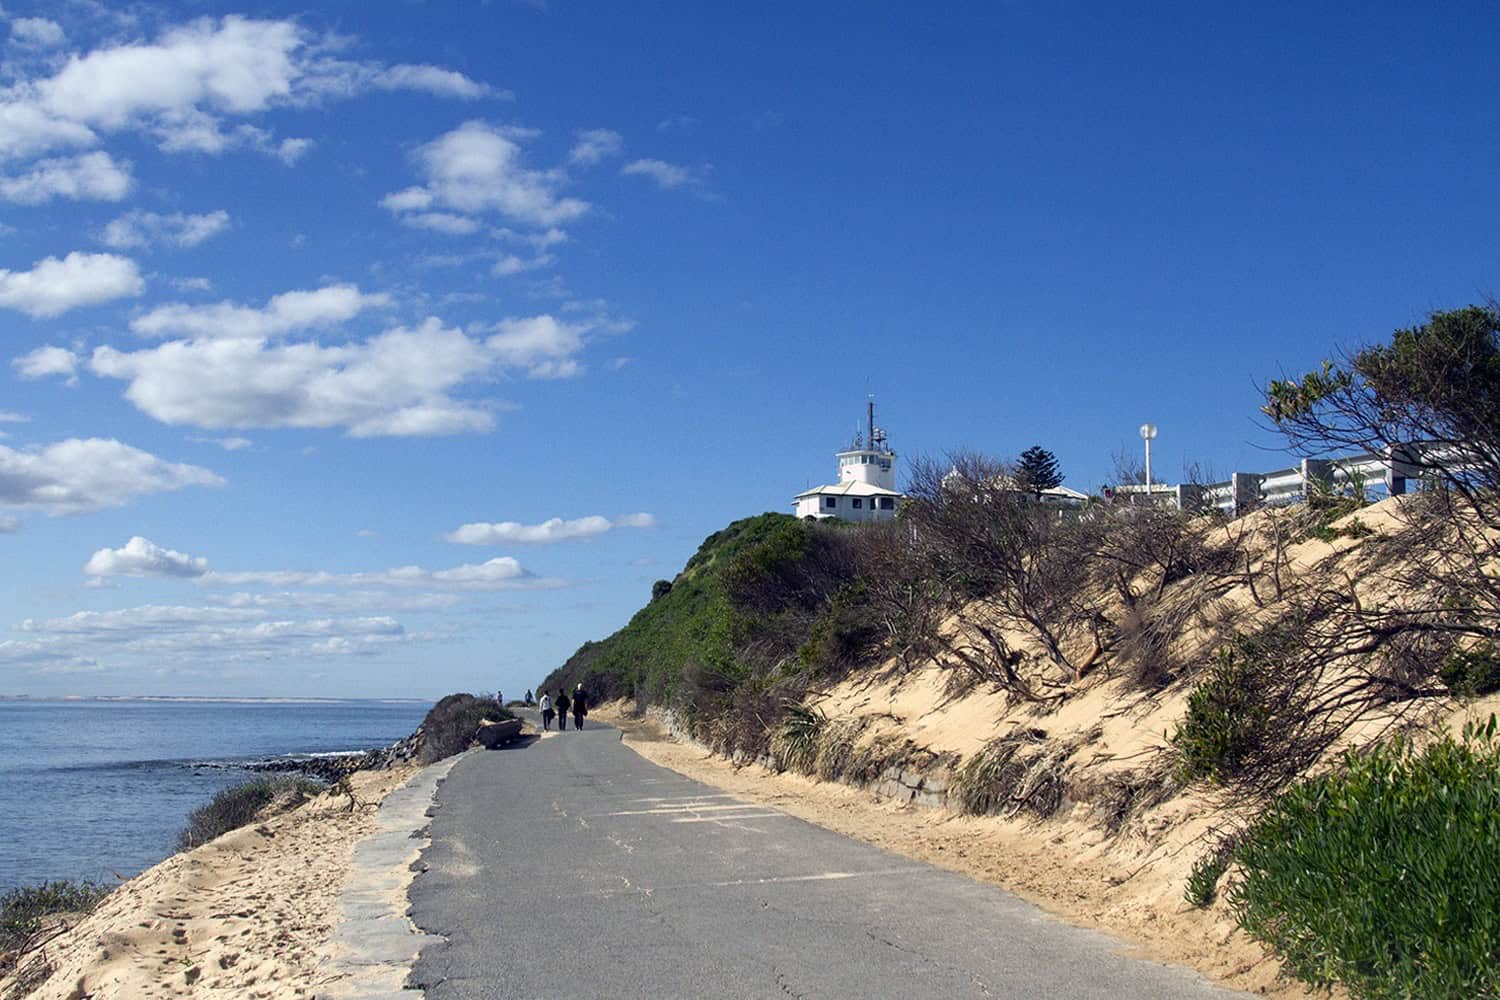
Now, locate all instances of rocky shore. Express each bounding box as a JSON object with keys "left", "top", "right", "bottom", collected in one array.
[{"left": 243, "top": 725, "right": 428, "bottom": 781}]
